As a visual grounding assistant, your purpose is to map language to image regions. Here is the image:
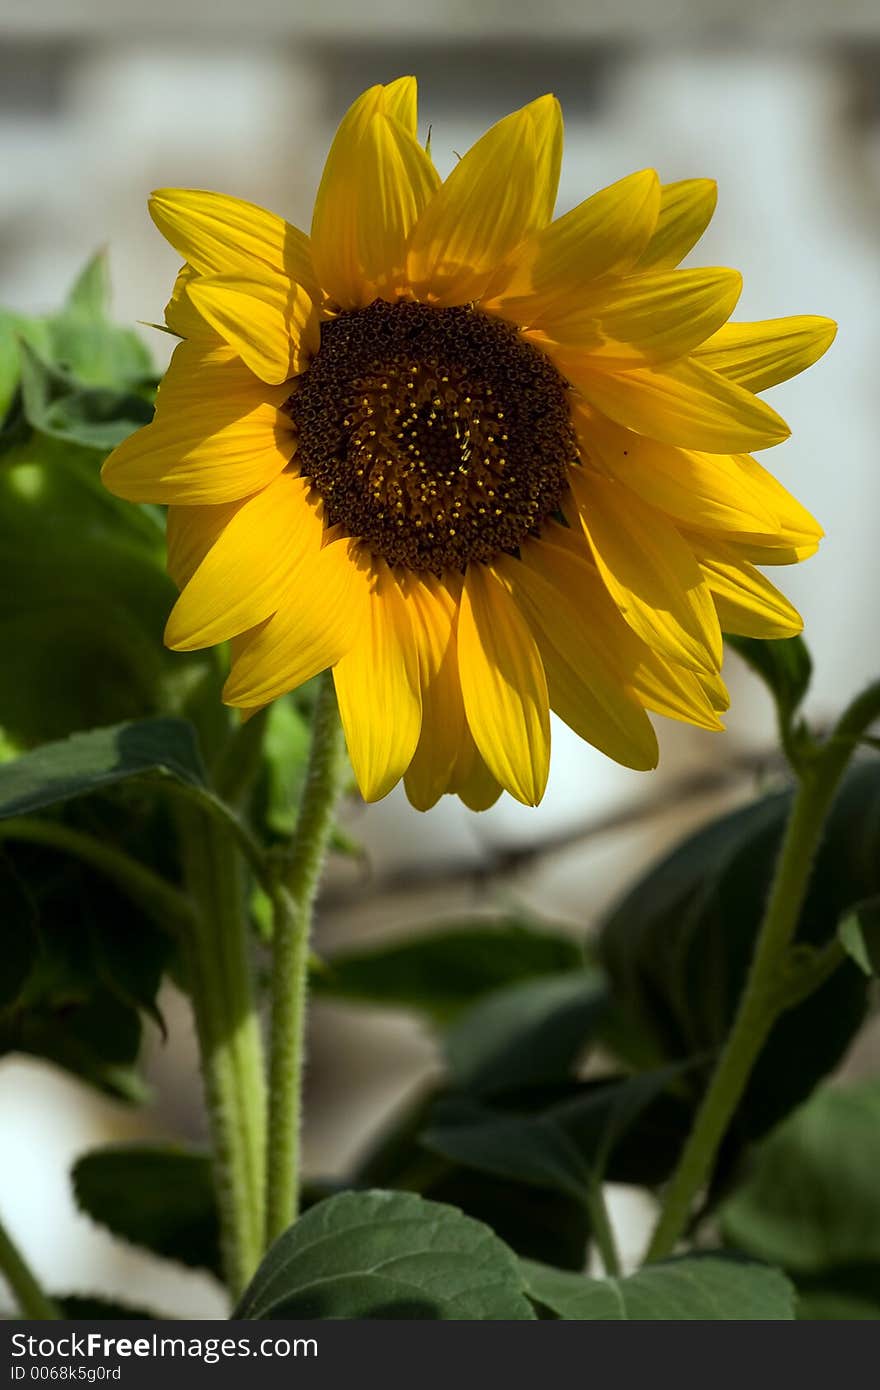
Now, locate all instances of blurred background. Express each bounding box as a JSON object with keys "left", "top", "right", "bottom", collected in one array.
[{"left": 2, "top": 0, "right": 879, "bottom": 1316}]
